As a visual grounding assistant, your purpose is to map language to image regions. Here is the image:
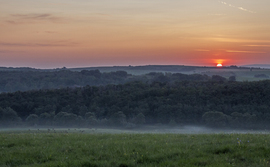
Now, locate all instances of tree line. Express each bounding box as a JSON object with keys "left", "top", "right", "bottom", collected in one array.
[{"left": 0, "top": 78, "right": 270, "bottom": 129}]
